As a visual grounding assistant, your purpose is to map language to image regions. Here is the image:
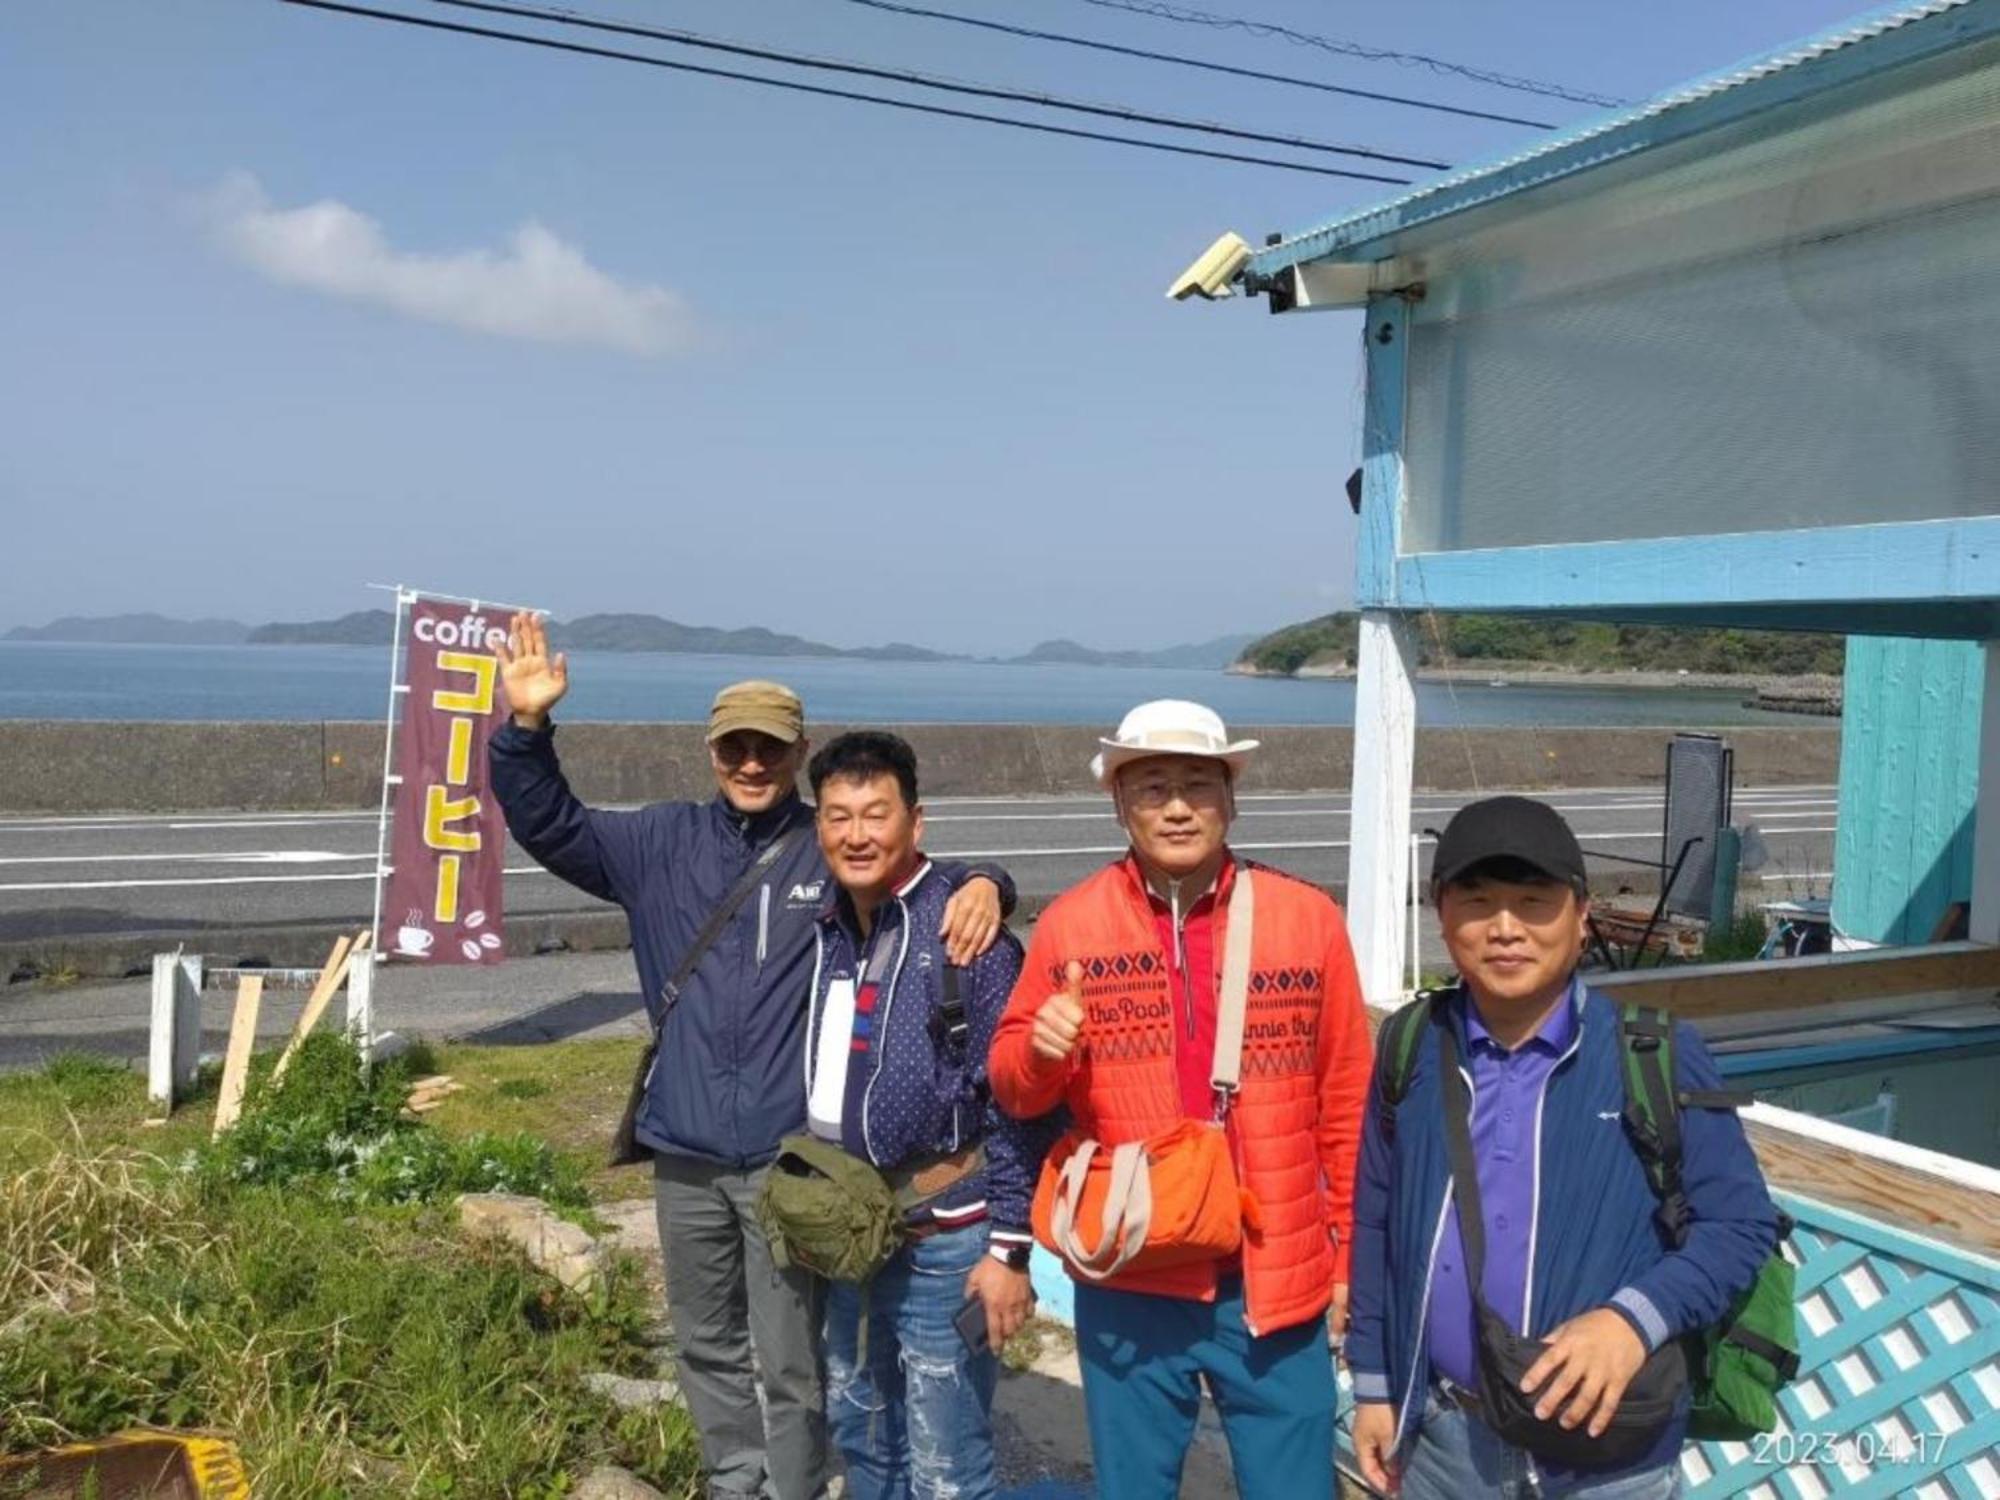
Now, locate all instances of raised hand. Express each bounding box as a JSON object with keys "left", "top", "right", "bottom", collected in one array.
[
  {"left": 1030, "top": 960, "right": 1087, "bottom": 1063},
  {"left": 495, "top": 611, "right": 569, "bottom": 729}
]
